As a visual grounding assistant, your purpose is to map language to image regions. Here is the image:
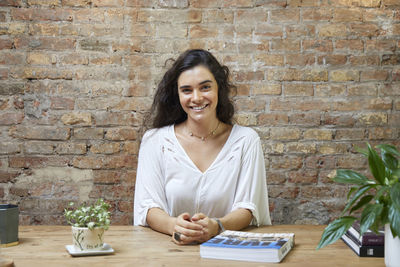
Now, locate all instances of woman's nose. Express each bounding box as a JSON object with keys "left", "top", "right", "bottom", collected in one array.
[{"left": 192, "top": 89, "right": 202, "bottom": 102}]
